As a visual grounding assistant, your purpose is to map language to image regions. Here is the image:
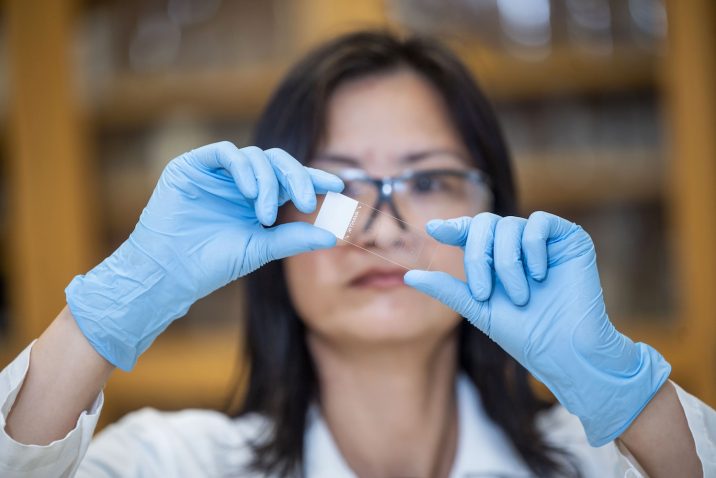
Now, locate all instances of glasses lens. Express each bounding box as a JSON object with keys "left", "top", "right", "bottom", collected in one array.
[
  {"left": 341, "top": 178, "right": 378, "bottom": 205},
  {"left": 396, "top": 170, "right": 492, "bottom": 221}
]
